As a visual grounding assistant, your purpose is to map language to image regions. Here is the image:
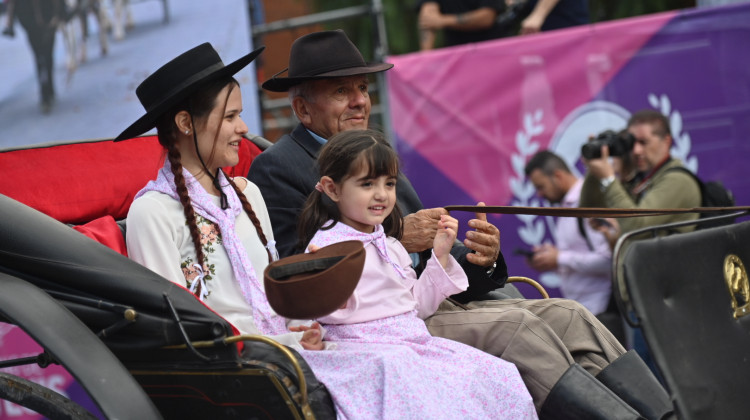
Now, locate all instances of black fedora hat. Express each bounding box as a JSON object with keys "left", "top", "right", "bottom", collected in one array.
[
  {"left": 261, "top": 30, "right": 393, "bottom": 92},
  {"left": 114, "top": 43, "right": 265, "bottom": 142},
  {"left": 264, "top": 240, "right": 365, "bottom": 320}
]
